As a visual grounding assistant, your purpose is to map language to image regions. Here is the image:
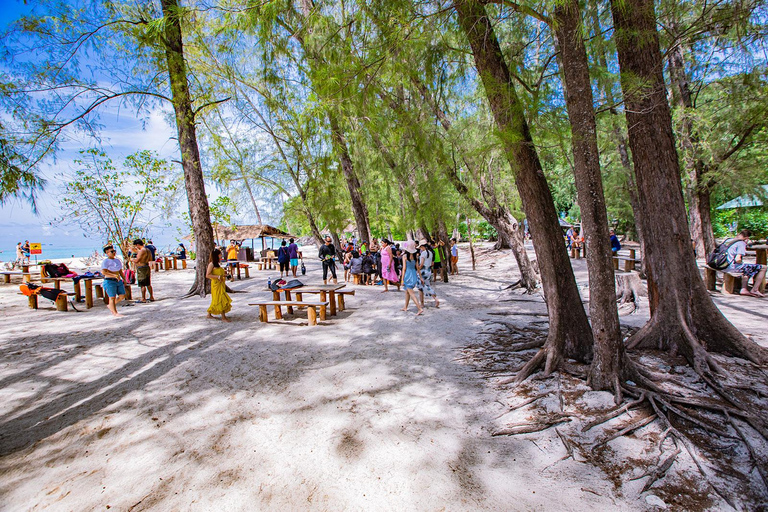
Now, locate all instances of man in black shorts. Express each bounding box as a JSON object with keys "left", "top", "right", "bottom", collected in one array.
[
  {"left": 132, "top": 239, "right": 155, "bottom": 303},
  {"left": 319, "top": 236, "right": 338, "bottom": 285}
]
